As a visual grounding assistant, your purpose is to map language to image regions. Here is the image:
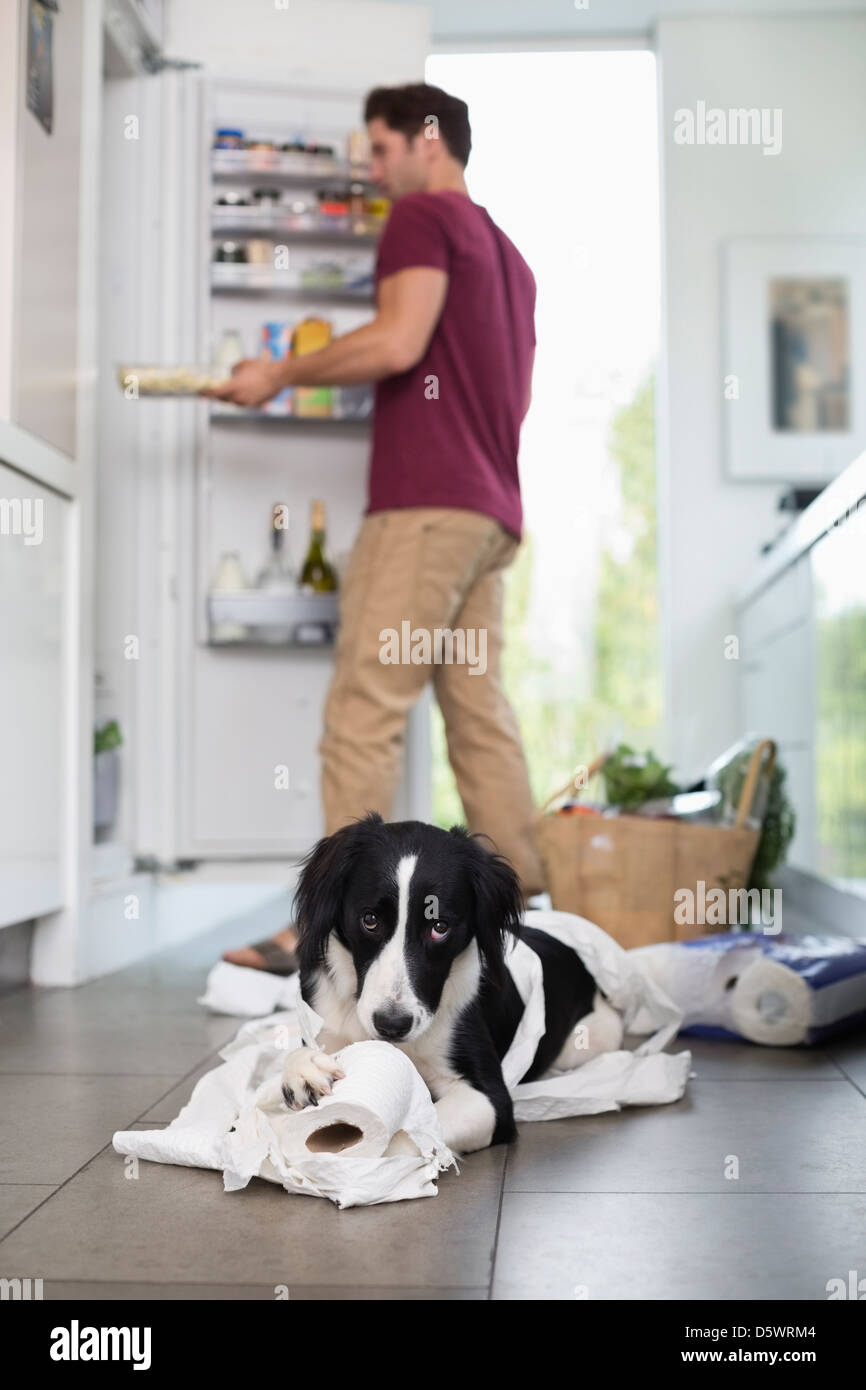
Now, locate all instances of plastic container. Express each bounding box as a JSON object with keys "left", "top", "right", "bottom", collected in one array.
[{"left": 214, "top": 128, "right": 244, "bottom": 149}]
